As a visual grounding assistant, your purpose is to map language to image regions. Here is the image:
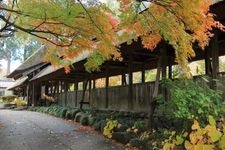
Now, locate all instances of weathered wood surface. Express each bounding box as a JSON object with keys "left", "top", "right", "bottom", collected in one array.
[{"left": 57, "top": 82, "right": 155, "bottom": 112}]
